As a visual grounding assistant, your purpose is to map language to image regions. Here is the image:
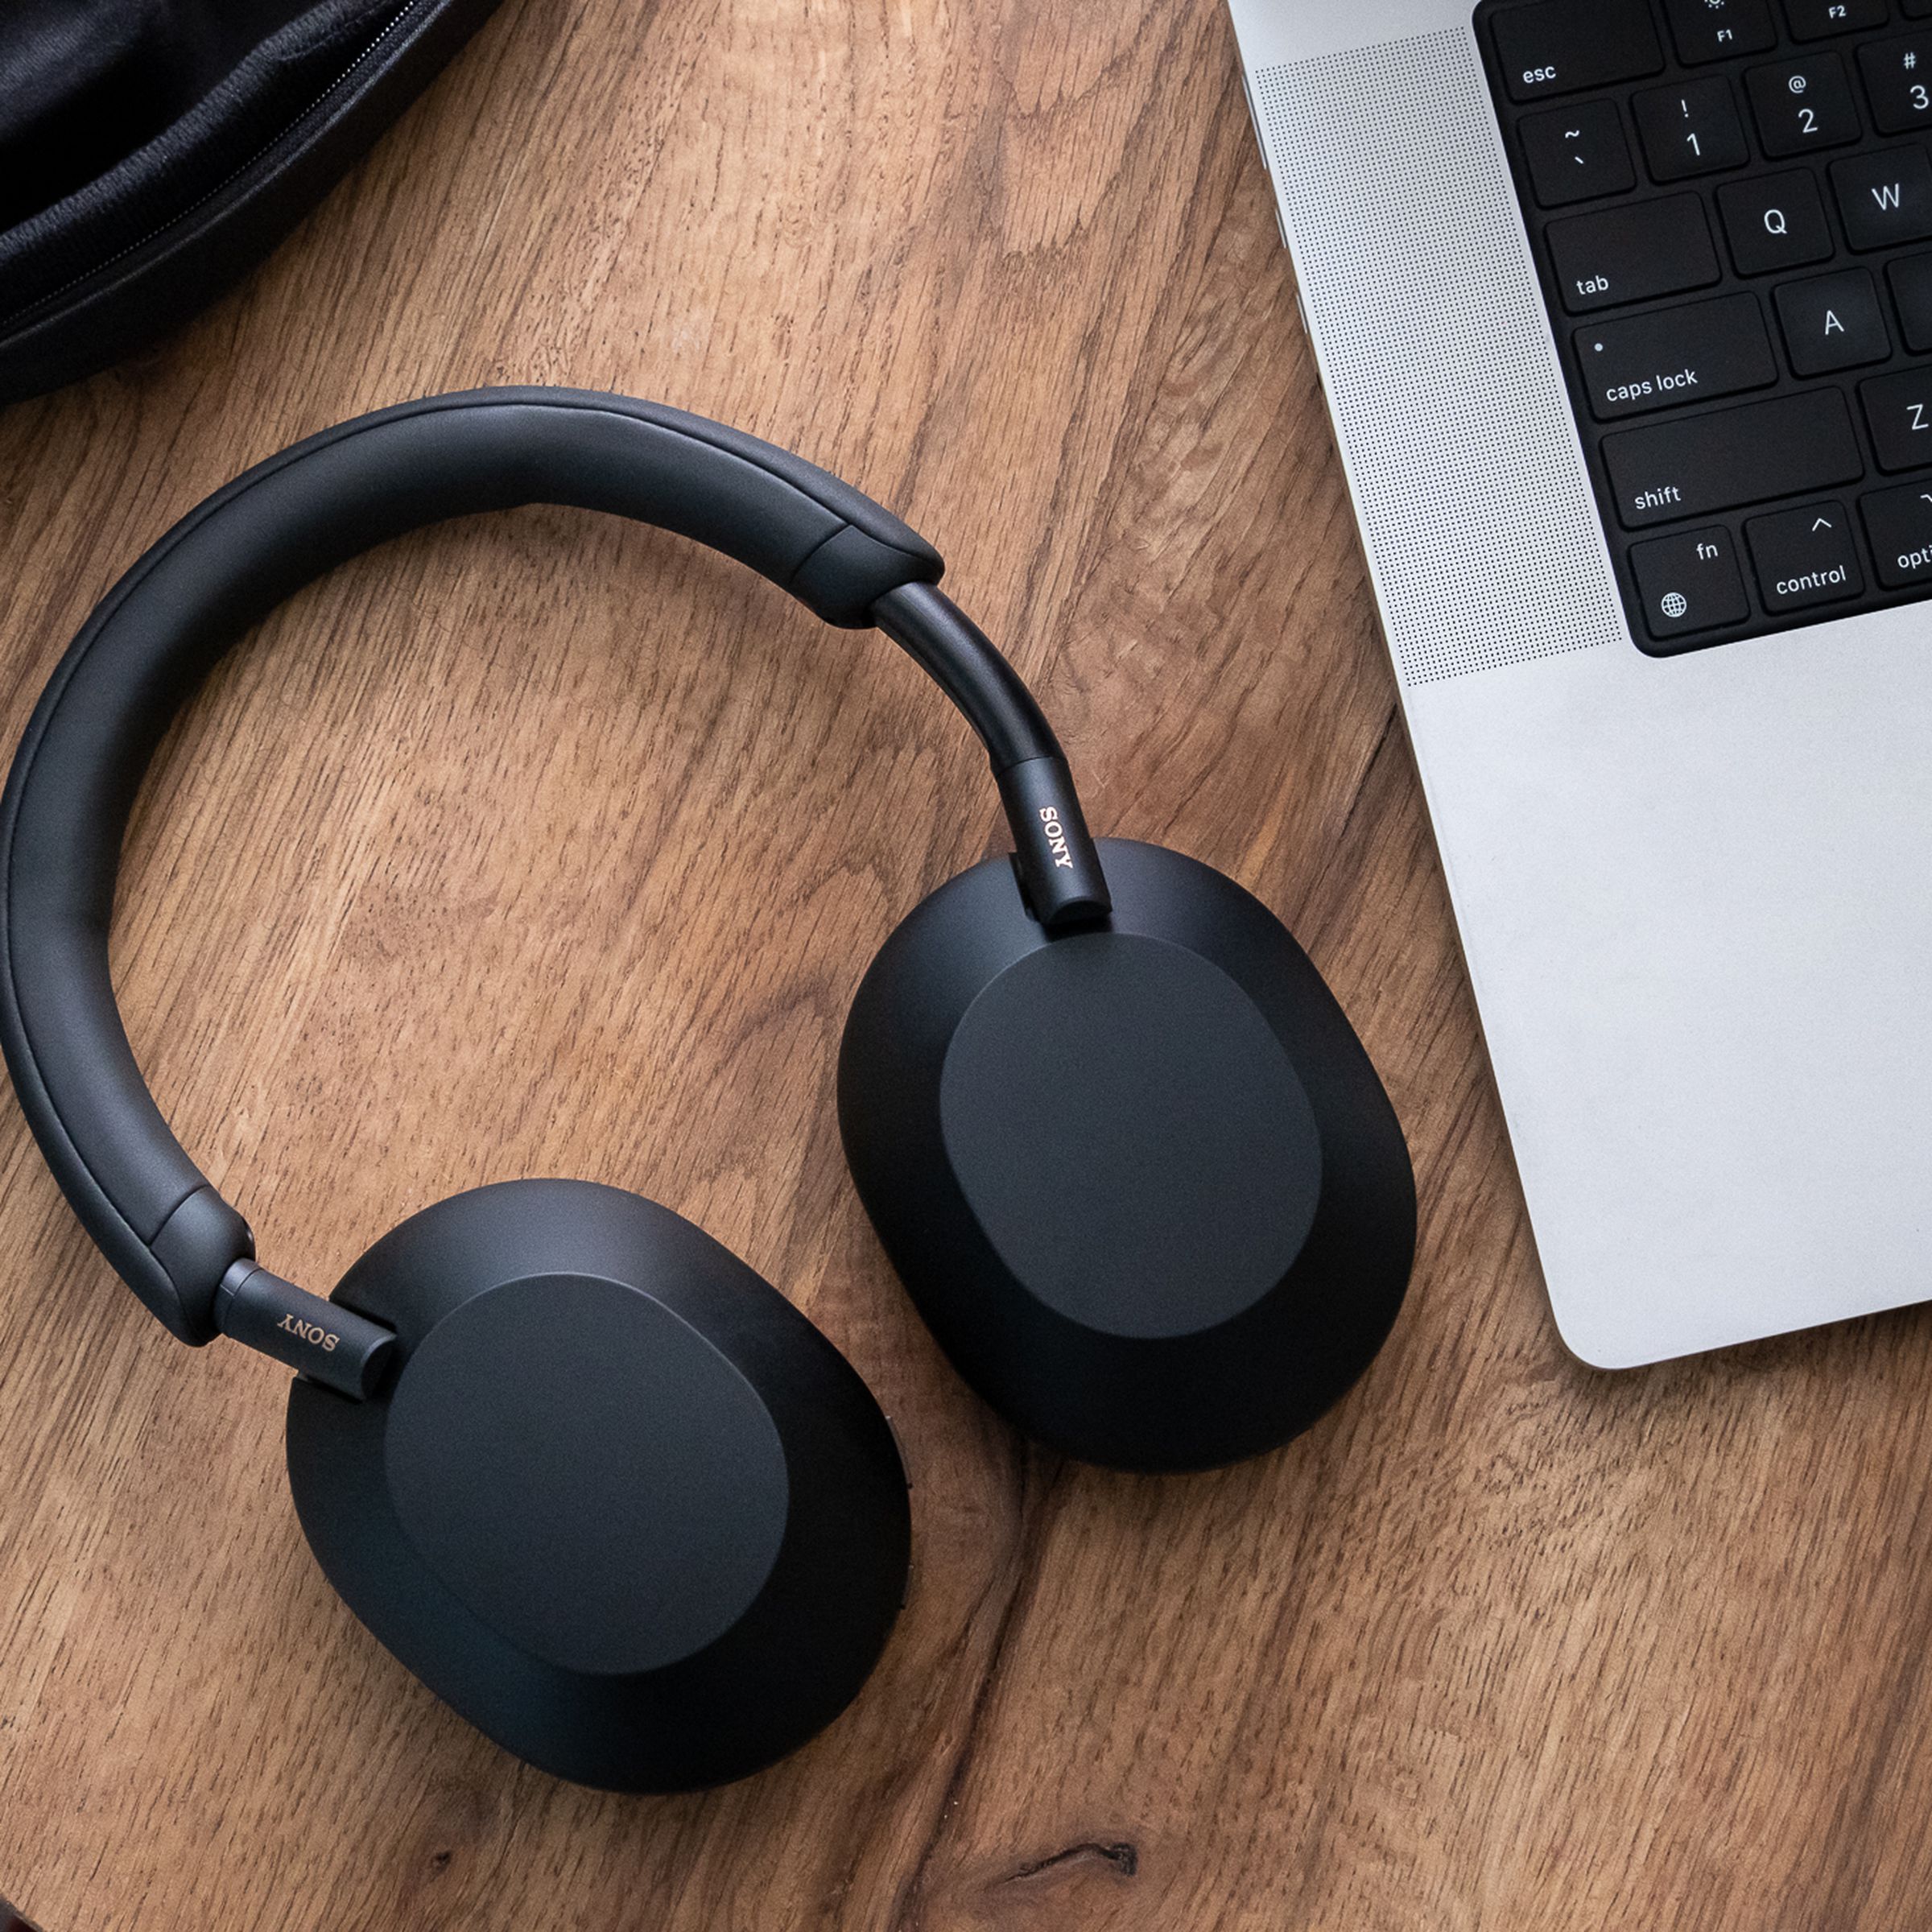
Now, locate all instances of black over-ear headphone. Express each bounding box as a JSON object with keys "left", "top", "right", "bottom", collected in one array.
[{"left": 0, "top": 388, "right": 1414, "bottom": 1792}]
